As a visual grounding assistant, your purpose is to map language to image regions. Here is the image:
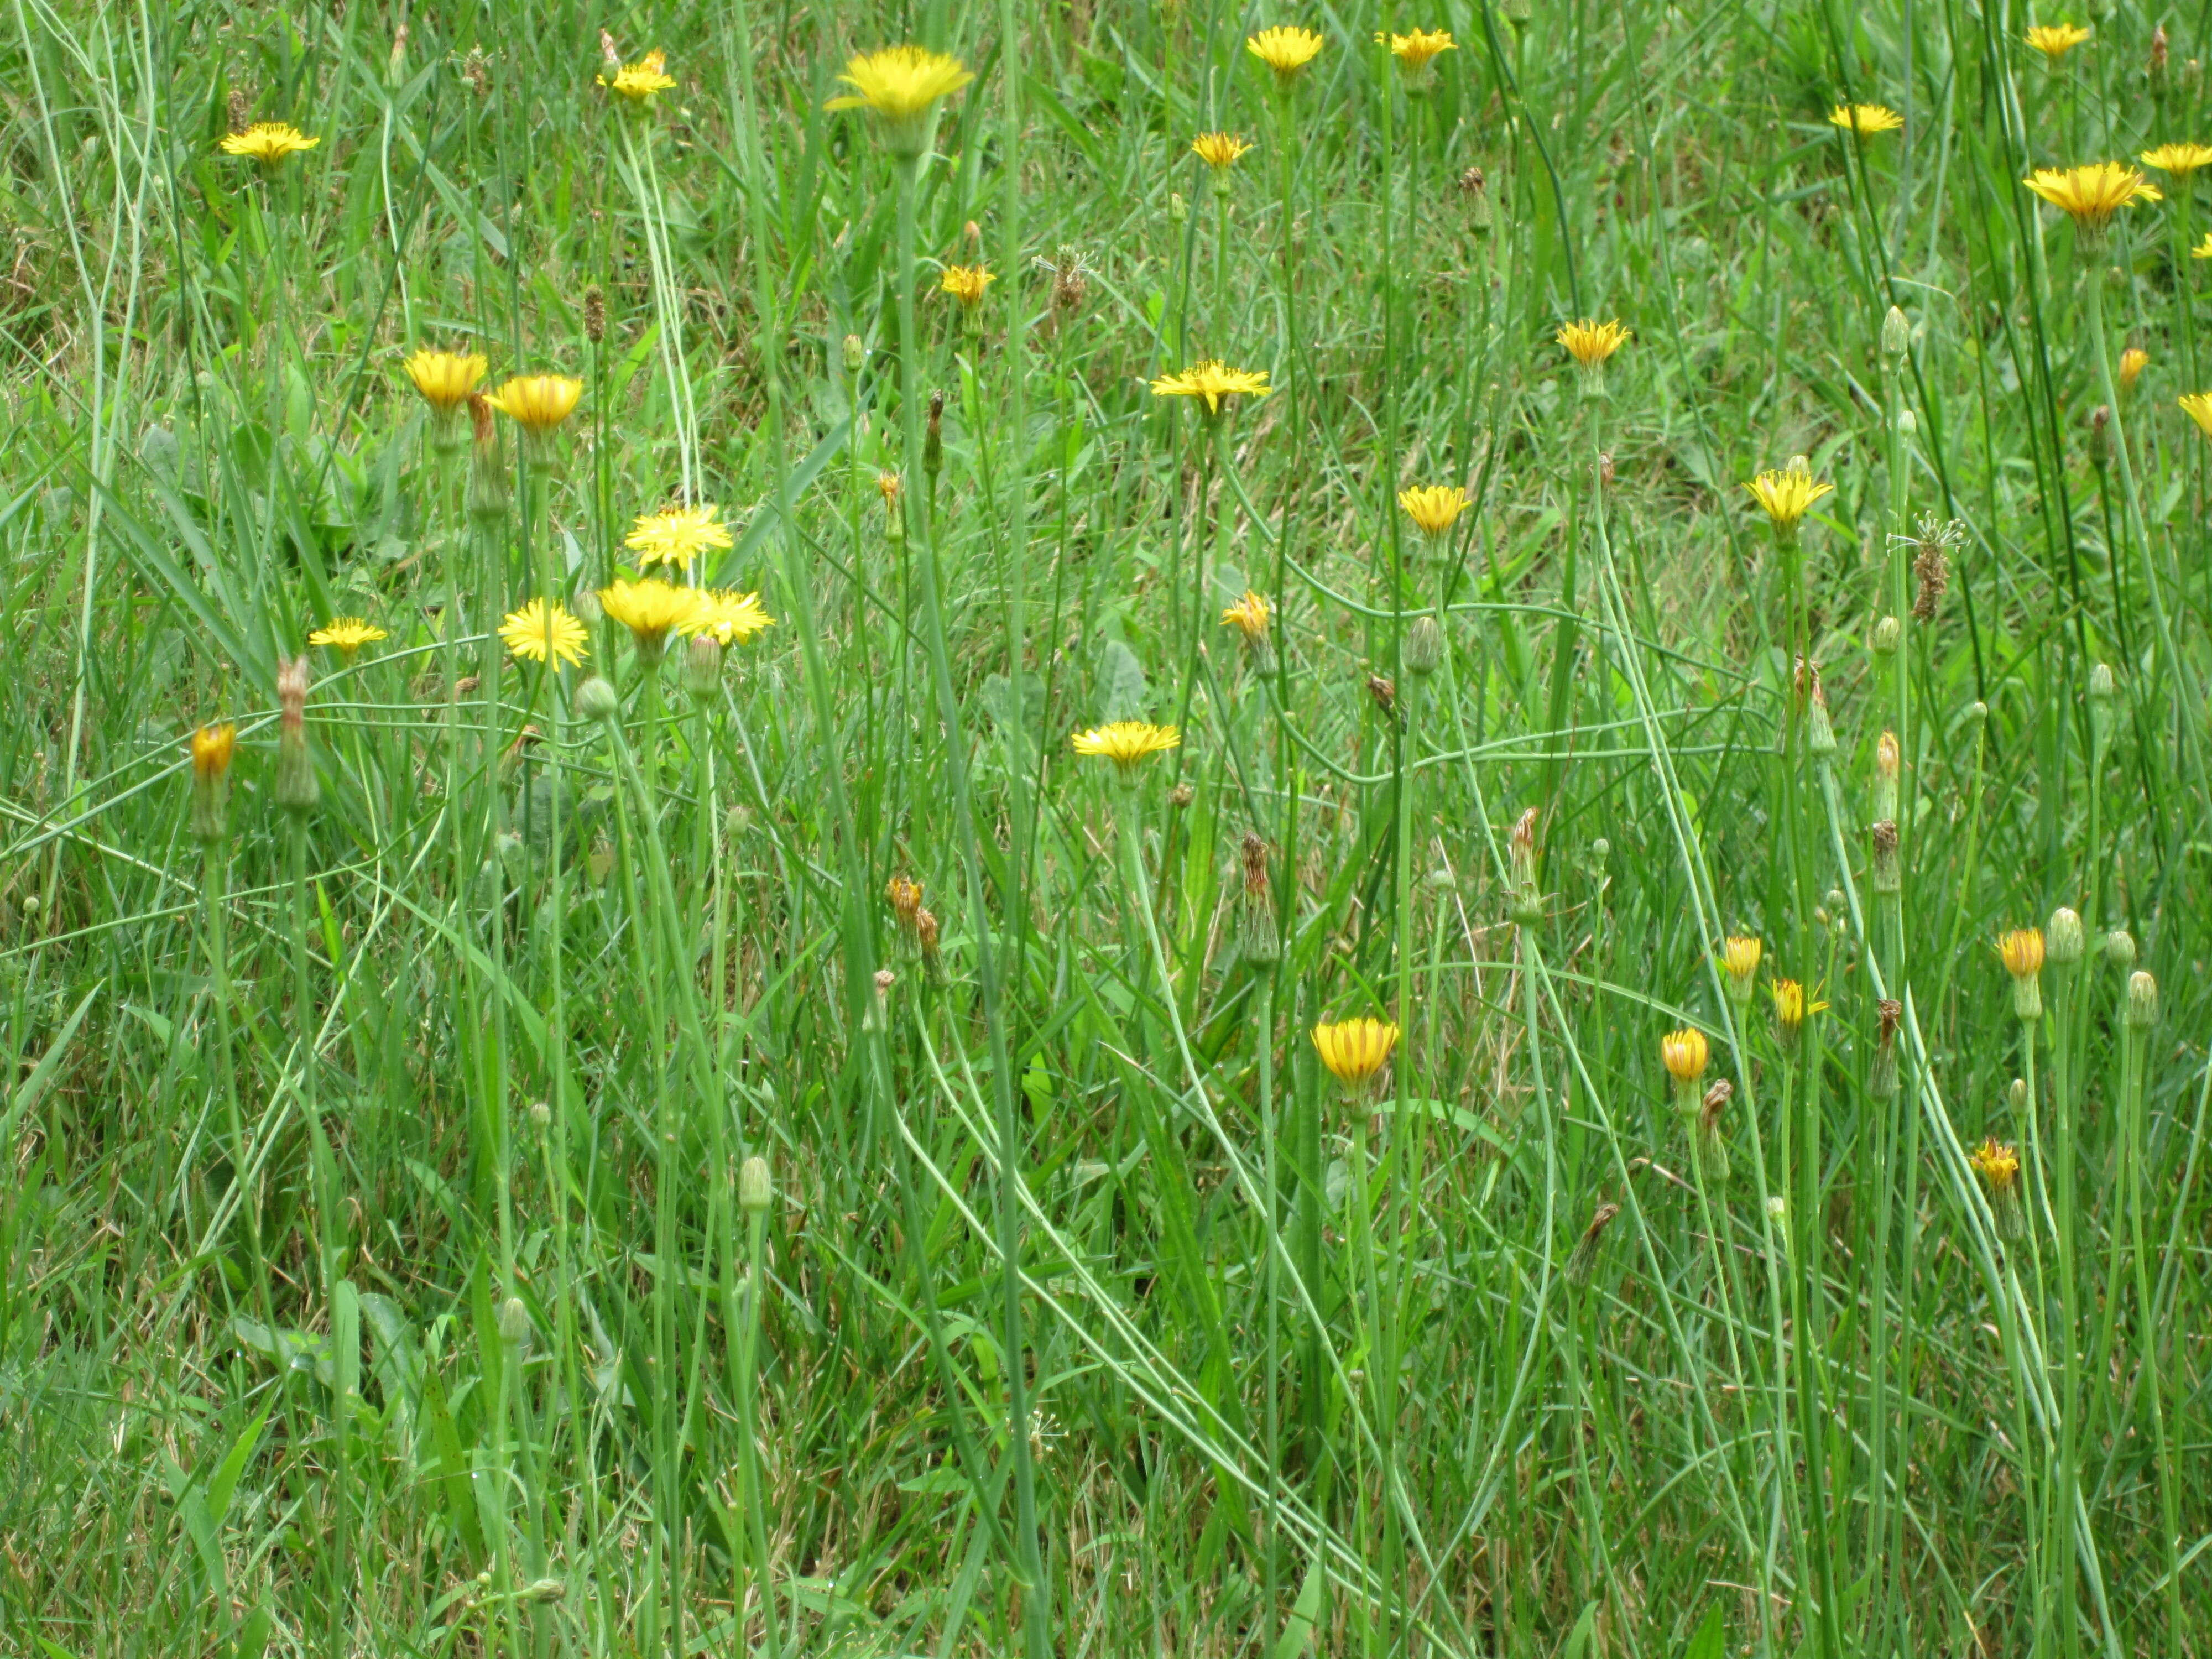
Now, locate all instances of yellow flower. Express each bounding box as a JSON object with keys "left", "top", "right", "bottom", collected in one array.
[
  {"left": 941, "top": 265, "right": 995, "bottom": 309},
  {"left": 1151, "top": 360, "right": 1272, "bottom": 414},
  {"left": 403, "top": 350, "right": 487, "bottom": 411},
  {"left": 825, "top": 45, "right": 974, "bottom": 156},
  {"left": 2179, "top": 391, "right": 2212, "bottom": 435},
  {"left": 1398, "top": 484, "right": 1471, "bottom": 537},
  {"left": 1221, "top": 590, "right": 1271, "bottom": 644},
  {"left": 1829, "top": 103, "right": 1903, "bottom": 138},
  {"left": 599, "top": 48, "right": 676, "bottom": 102},
  {"left": 220, "top": 122, "right": 319, "bottom": 165},
  {"left": 1312, "top": 1018, "right": 1399, "bottom": 1092},
  {"left": 499, "top": 598, "right": 589, "bottom": 667},
  {"left": 681, "top": 589, "right": 775, "bottom": 646},
  {"left": 308, "top": 618, "right": 389, "bottom": 658},
  {"left": 484, "top": 374, "right": 584, "bottom": 433},
  {"left": 1999, "top": 927, "right": 2046, "bottom": 979},
  {"left": 2021, "top": 163, "right": 2161, "bottom": 235},
  {"left": 1376, "top": 27, "right": 1455, "bottom": 67},
  {"left": 599, "top": 578, "right": 703, "bottom": 662},
  {"left": 1071, "top": 721, "right": 1181, "bottom": 777},
  {"left": 2119, "top": 346, "right": 2149, "bottom": 392},
  {"left": 1661, "top": 1027, "right": 1709, "bottom": 1086},
  {"left": 1191, "top": 131, "right": 1254, "bottom": 170},
  {"left": 625, "top": 503, "right": 733, "bottom": 571},
  {"left": 1556, "top": 317, "right": 1631, "bottom": 370},
  {"left": 1770, "top": 978, "right": 1828, "bottom": 1037},
  {"left": 1969, "top": 1136, "right": 2021, "bottom": 1192},
  {"left": 191, "top": 722, "right": 238, "bottom": 780},
  {"left": 1745, "top": 458, "right": 1835, "bottom": 539},
  {"left": 877, "top": 471, "right": 904, "bottom": 507},
  {"left": 2142, "top": 142, "right": 2212, "bottom": 176},
  {"left": 2025, "top": 22, "right": 2091, "bottom": 60},
  {"left": 2193, "top": 231, "right": 2212, "bottom": 259},
  {"left": 1247, "top": 25, "right": 1325, "bottom": 80},
  {"left": 1720, "top": 935, "right": 1762, "bottom": 1001}
]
